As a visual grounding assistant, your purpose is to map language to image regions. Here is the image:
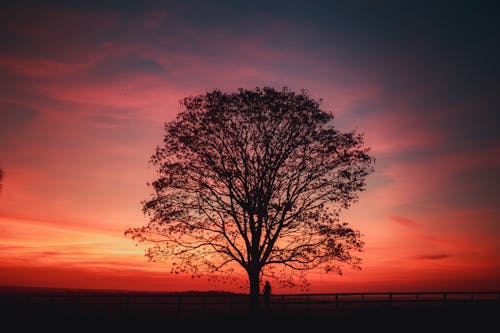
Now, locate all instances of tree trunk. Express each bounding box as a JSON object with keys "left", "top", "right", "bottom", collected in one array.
[{"left": 247, "top": 267, "right": 261, "bottom": 312}]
